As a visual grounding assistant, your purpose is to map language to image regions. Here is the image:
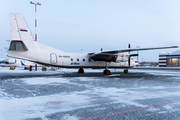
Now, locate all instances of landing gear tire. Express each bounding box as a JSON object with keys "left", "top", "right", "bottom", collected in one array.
[
  {"left": 124, "top": 69, "right": 128, "bottom": 73},
  {"left": 103, "top": 69, "right": 111, "bottom": 75},
  {"left": 78, "top": 68, "right": 84, "bottom": 73}
]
